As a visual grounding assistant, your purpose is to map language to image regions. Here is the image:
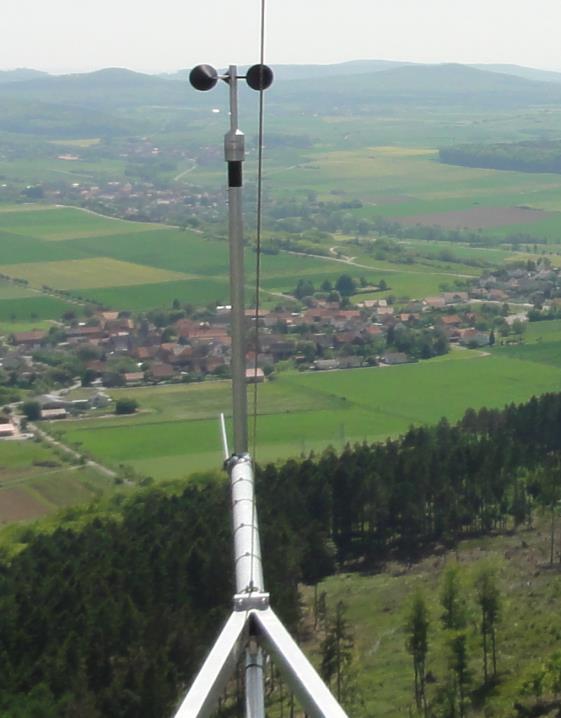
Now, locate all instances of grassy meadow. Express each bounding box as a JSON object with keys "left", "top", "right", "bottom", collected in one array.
[
  {"left": 299, "top": 520, "right": 561, "bottom": 718},
  {"left": 54, "top": 348, "right": 561, "bottom": 479},
  {"left": 0, "top": 440, "right": 114, "bottom": 524}
]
